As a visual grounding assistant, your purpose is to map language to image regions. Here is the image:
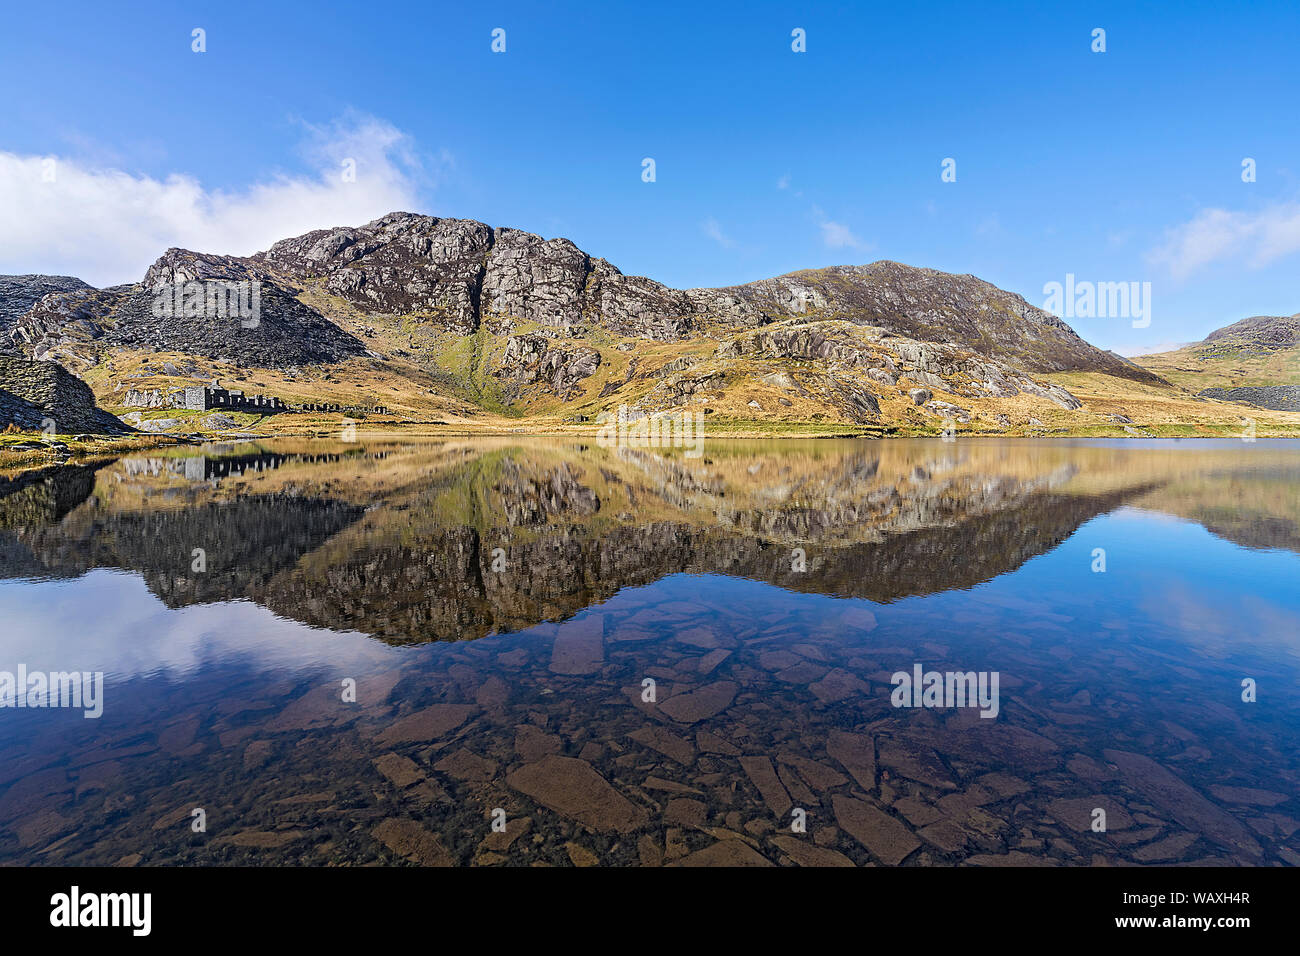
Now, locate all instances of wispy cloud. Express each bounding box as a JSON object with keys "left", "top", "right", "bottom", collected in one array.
[
  {"left": 776, "top": 173, "right": 791, "bottom": 190},
  {"left": 1111, "top": 340, "right": 1190, "bottom": 357},
  {"left": 813, "top": 205, "right": 871, "bottom": 253},
  {"left": 0, "top": 112, "right": 430, "bottom": 287},
  {"left": 701, "top": 216, "right": 736, "bottom": 248},
  {"left": 1148, "top": 200, "right": 1300, "bottom": 279}
]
